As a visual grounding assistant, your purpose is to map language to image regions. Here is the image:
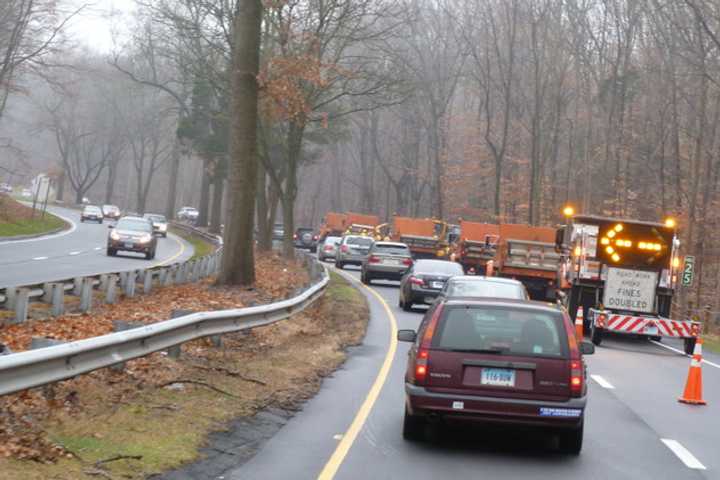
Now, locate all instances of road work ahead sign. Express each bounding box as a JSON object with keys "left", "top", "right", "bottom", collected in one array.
[
  {"left": 603, "top": 267, "right": 658, "bottom": 314},
  {"left": 682, "top": 256, "right": 695, "bottom": 287}
]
